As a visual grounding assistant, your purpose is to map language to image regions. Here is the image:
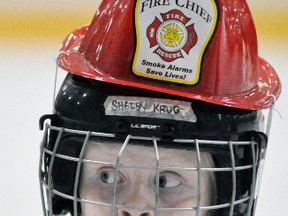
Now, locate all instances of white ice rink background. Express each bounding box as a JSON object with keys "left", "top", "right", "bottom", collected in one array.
[{"left": 0, "top": 0, "right": 287, "bottom": 215}]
